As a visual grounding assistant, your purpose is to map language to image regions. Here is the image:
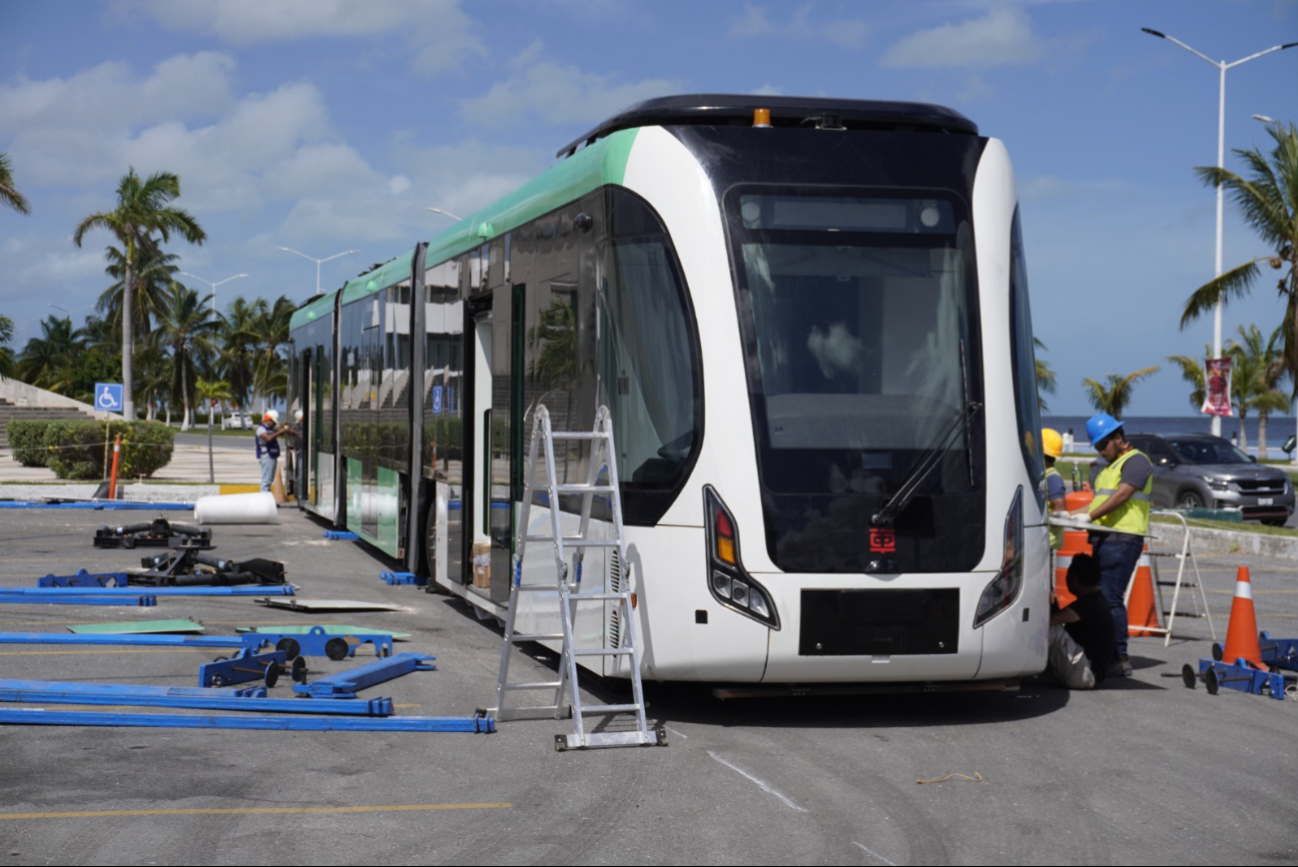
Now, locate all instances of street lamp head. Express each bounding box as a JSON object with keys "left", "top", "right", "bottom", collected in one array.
[
  {"left": 1141, "top": 27, "right": 1166, "bottom": 39},
  {"left": 1253, "top": 114, "right": 1276, "bottom": 123}
]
